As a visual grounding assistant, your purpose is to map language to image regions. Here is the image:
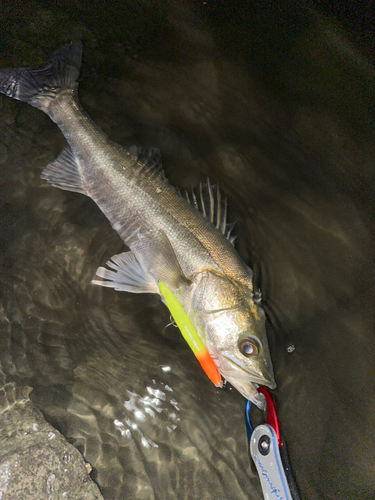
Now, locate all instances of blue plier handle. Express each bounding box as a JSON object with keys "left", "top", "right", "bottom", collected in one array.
[{"left": 245, "top": 388, "right": 300, "bottom": 500}]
